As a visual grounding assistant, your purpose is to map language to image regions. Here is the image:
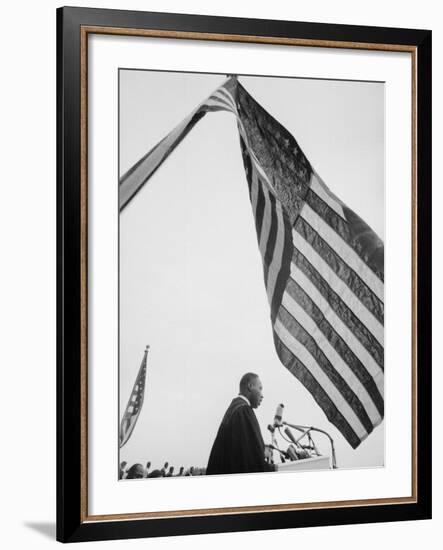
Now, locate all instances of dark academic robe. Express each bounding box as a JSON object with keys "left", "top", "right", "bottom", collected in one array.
[{"left": 206, "top": 397, "right": 274, "bottom": 475}]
